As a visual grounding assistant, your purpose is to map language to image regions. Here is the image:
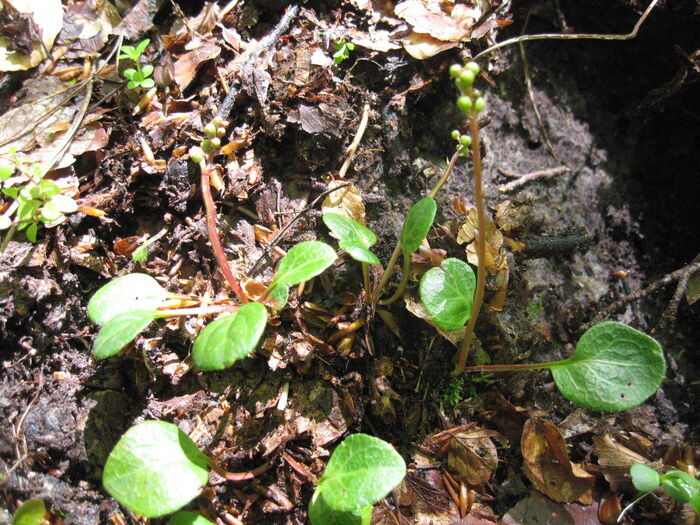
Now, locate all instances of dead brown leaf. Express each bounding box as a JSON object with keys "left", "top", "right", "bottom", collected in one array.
[
  {"left": 173, "top": 42, "right": 221, "bottom": 90},
  {"left": 394, "top": 0, "right": 480, "bottom": 41},
  {"left": 321, "top": 180, "right": 366, "bottom": 225}
]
